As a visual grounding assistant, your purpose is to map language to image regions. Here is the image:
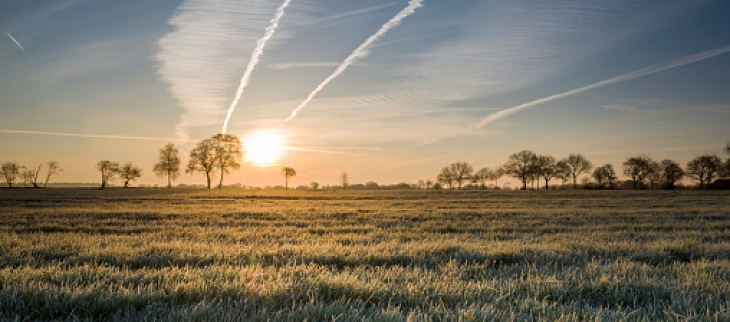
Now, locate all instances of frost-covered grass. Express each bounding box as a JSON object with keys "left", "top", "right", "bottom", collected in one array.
[{"left": 0, "top": 189, "right": 728, "bottom": 321}]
